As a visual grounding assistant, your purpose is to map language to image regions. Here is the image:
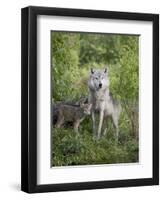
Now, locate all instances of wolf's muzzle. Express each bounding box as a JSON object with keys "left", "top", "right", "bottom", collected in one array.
[{"left": 99, "top": 83, "right": 102, "bottom": 88}]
